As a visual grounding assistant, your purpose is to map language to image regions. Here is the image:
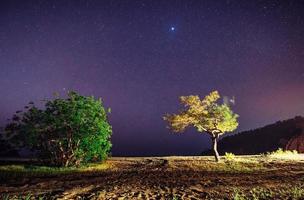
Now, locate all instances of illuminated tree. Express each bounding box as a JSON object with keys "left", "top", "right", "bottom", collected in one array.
[
  {"left": 5, "top": 91, "right": 112, "bottom": 167},
  {"left": 163, "top": 91, "right": 239, "bottom": 162}
]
